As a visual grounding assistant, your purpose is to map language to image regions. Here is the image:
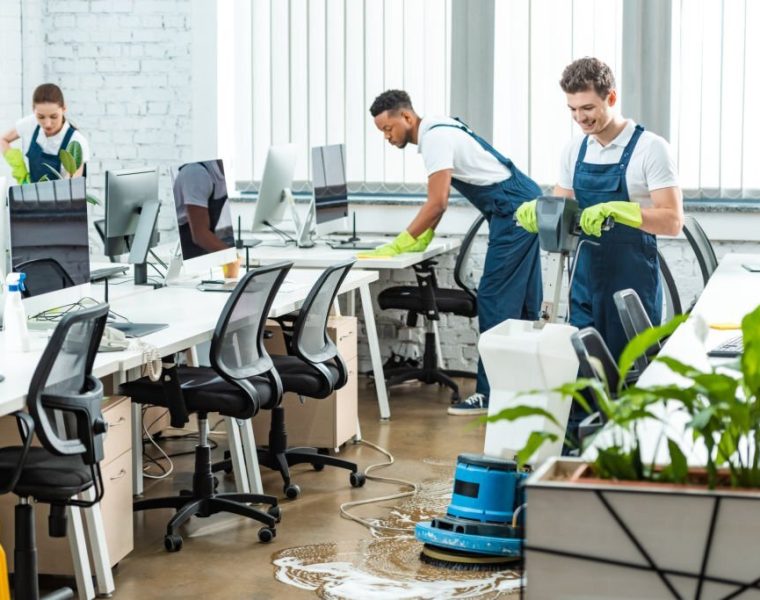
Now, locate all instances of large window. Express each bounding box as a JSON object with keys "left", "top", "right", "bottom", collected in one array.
[
  {"left": 670, "top": 0, "right": 760, "bottom": 200},
  {"left": 492, "top": 0, "right": 623, "bottom": 187},
  {"left": 224, "top": 0, "right": 452, "bottom": 192}
]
